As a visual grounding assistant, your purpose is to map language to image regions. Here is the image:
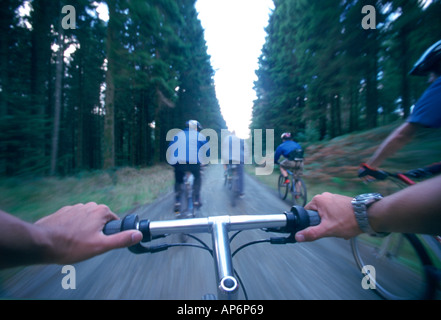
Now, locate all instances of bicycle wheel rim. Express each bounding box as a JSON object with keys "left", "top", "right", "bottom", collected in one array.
[{"left": 351, "top": 234, "right": 433, "bottom": 300}]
